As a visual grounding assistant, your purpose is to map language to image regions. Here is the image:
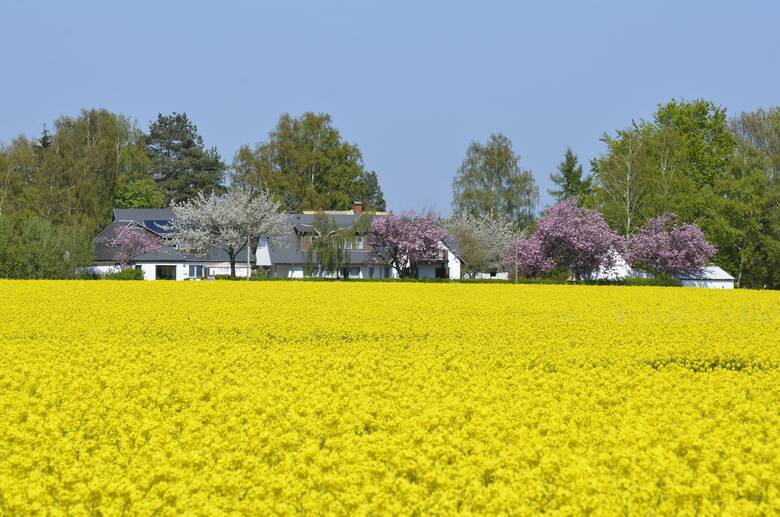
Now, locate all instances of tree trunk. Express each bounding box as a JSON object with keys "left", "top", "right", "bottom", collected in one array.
[
  {"left": 229, "top": 251, "right": 237, "bottom": 277},
  {"left": 736, "top": 246, "right": 746, "bottom": 288}
]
